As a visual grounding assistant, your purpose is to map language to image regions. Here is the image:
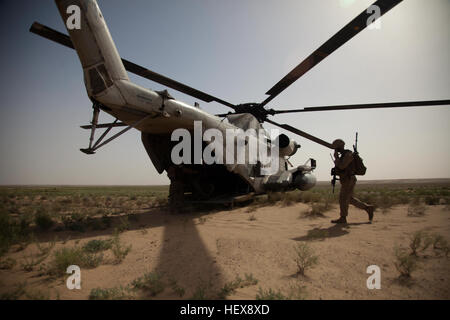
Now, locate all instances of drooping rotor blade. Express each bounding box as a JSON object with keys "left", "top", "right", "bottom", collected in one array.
[
  {"left": 260, "top": 0, "right": 403, "bottom": 108},
  {"left": 265, "top": 119, "right": 334, "bottom": 149},
  {"left": 271, "top": 99, "right": 450, "bottom": 114},
  {"left": 80, "top": 122, "right": 128, "bottom": 129},
  {"left": 29, "top": 22, "right": 236, "bottom": 110}
]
